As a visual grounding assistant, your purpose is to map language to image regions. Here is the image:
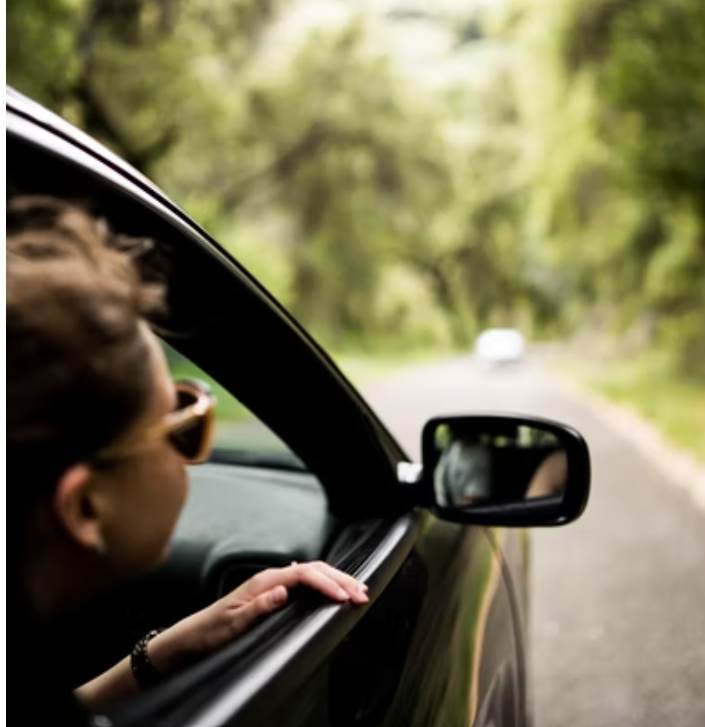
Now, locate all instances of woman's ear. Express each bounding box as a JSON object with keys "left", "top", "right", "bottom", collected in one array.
[{"left": 54, "top": 464, "right": 105, "bottom": 552}]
